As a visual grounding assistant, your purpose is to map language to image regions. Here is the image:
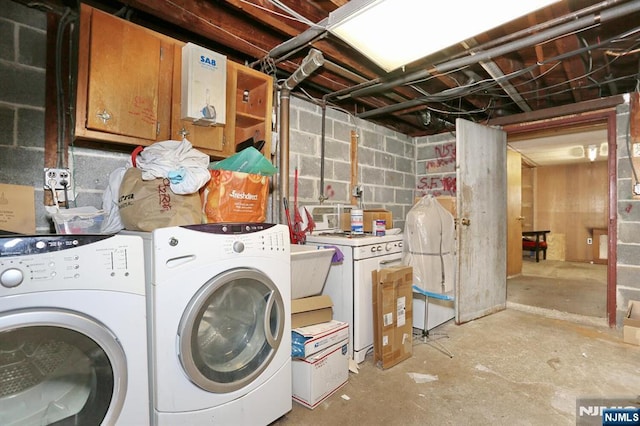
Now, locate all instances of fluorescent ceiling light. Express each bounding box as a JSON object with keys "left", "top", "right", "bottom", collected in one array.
[{"left": 328, "top": 0, "right": 559, "bottom": 72}]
